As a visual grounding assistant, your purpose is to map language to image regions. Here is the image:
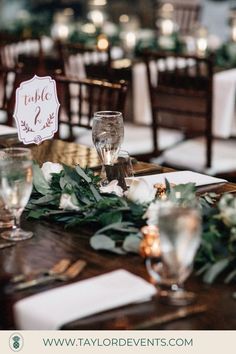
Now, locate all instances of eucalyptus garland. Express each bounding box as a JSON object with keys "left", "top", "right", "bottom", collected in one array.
[{"left": 26, "top": 162, "right": 236, "bottom": 285}]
